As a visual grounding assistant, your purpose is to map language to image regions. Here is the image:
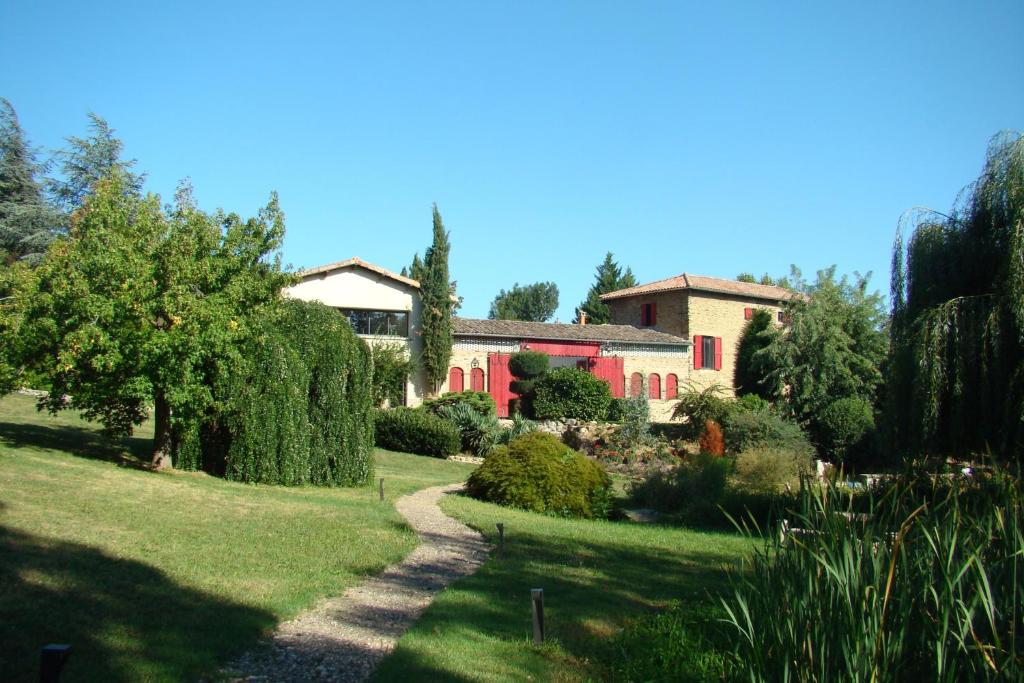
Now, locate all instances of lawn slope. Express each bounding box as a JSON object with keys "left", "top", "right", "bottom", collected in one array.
[{"left": 0, "top": 393, "right": 475, "bottom": 682}]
